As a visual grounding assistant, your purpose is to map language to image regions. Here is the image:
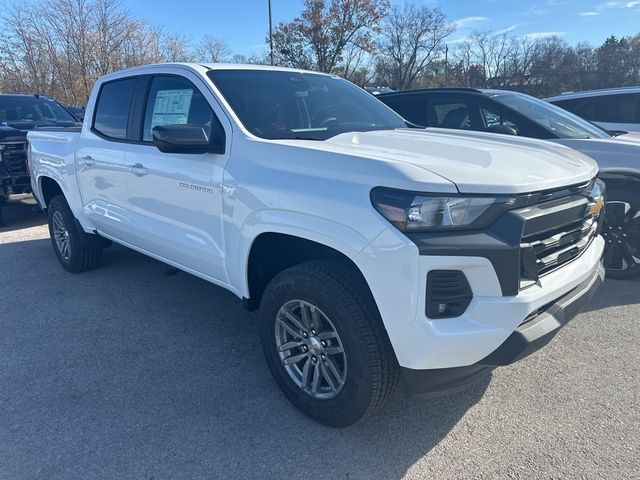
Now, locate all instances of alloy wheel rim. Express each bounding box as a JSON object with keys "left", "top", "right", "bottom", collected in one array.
[
  {"left": 602, "top": 200, "right": 640, "bottom": 271},
  {"left": 52, "top": 211, "right": 71, "bottom": 261},
  {"left": 275, "top": 299, "right": 347, "bottom": 400}
]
